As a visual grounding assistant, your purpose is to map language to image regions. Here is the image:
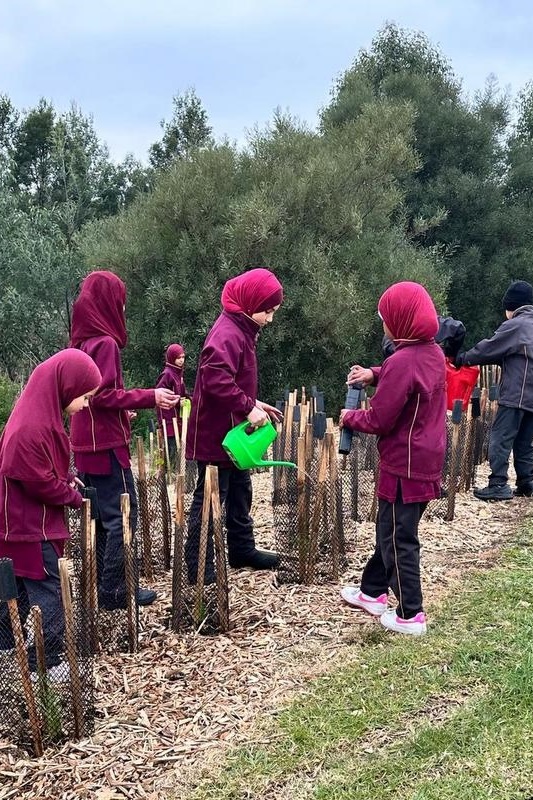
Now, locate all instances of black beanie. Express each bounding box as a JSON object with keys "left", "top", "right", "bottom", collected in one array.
[{"left": 502, "top": 280, "right": 533, "bottom": 312}]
